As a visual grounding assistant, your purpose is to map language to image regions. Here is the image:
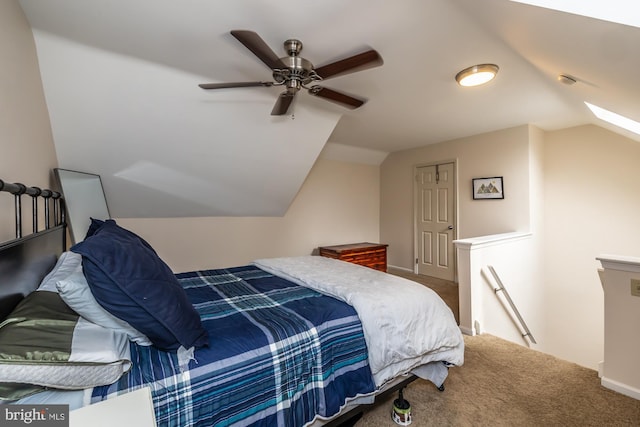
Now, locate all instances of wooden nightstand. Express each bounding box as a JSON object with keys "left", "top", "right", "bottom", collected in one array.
[{"left": 318, "top": 242, "right": 388, "bottom": 272}]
